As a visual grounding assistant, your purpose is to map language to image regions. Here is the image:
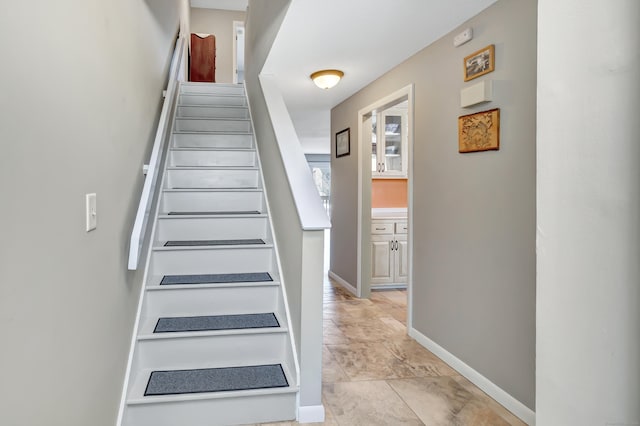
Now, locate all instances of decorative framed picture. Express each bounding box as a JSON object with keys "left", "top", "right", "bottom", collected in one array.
[
  {"left": 458, "top": 108, "right": 500, "bottom": 153},
  {"left": 464, "top": 44, "right": 495, "bottom": 81},
  {"left": 335, "top": 128, "right": 350, "bottom": 158}
]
